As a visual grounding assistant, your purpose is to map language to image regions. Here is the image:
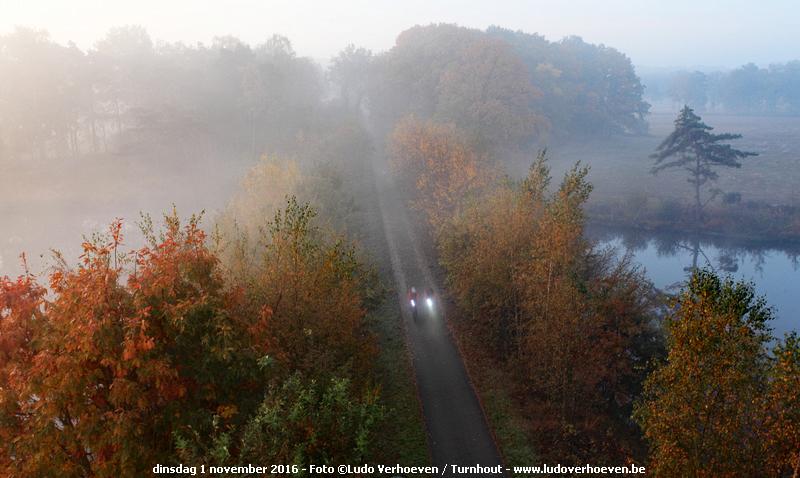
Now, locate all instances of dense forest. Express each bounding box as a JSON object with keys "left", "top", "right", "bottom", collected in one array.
[
  {"left": 0, "top": 23, "right": 649, "bottom": 163},
  {"left": 1, "top": 21, "right": 799, "bottom": 478}
]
